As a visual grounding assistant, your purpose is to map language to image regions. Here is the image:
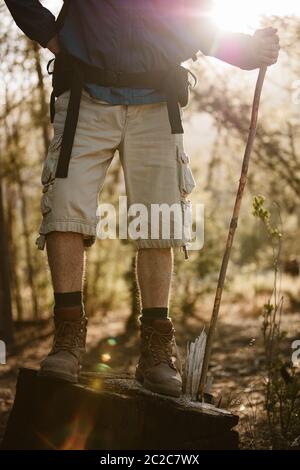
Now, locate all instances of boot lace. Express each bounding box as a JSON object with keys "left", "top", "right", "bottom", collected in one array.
[
  {"left": 52, "top": 316, "right": 87, "bottom": 353},
  {"left": 143, "top": 326, "right": 176, "bottom": 369}
]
